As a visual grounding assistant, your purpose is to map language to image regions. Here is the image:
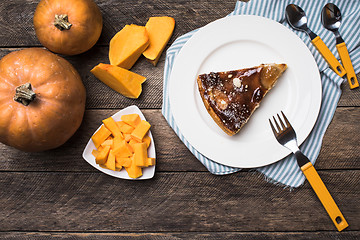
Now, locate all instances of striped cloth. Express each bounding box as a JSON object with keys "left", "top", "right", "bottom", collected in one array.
[{"left": 162, "top": 0, "right": 360, "bottom": 188}]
